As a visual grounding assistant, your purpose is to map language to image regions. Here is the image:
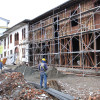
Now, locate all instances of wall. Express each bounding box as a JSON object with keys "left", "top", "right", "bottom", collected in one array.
[{"left": 1, "top": 24, "right": 29, "bottom": 64}]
